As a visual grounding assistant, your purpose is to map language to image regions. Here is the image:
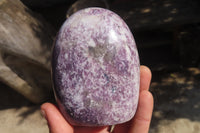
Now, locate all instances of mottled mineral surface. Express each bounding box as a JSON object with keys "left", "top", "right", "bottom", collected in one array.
[{"left": 52, "top": 7, "right": 140, "bottom": 126}]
